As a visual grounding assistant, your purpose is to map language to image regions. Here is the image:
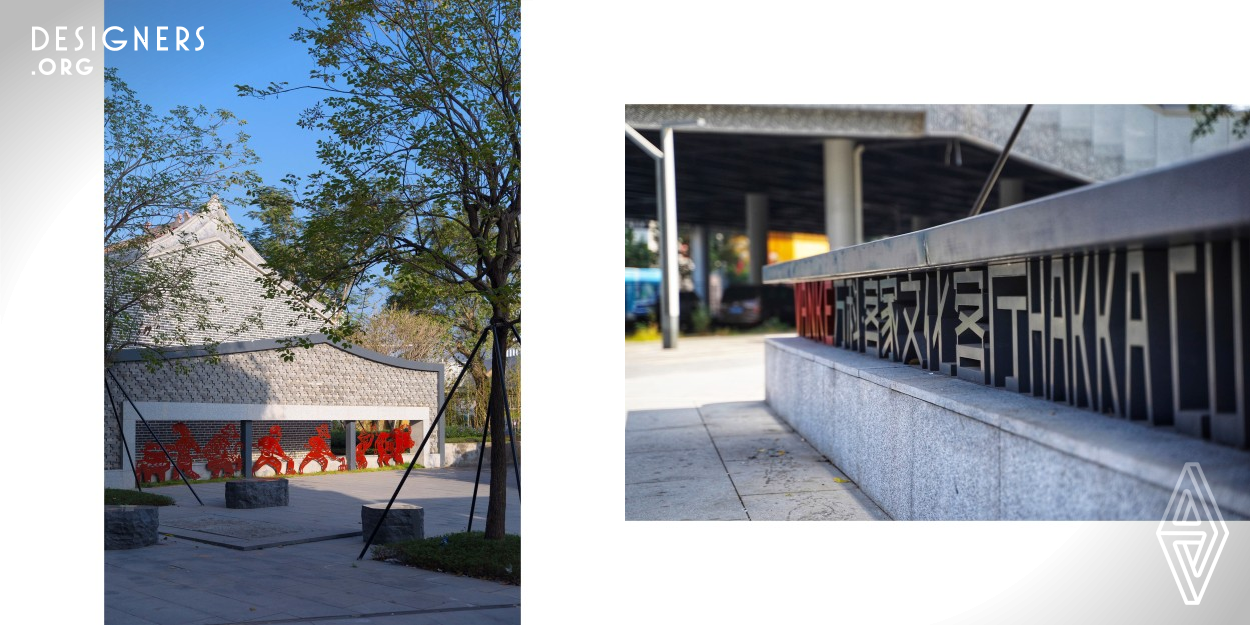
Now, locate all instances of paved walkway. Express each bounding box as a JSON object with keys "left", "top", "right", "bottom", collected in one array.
[
  {"left": 107, "top": 467, "right": 520, "bottom": 624},
  {"left": 625, "top": 334, "right": 889, "bottom": 521}
]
